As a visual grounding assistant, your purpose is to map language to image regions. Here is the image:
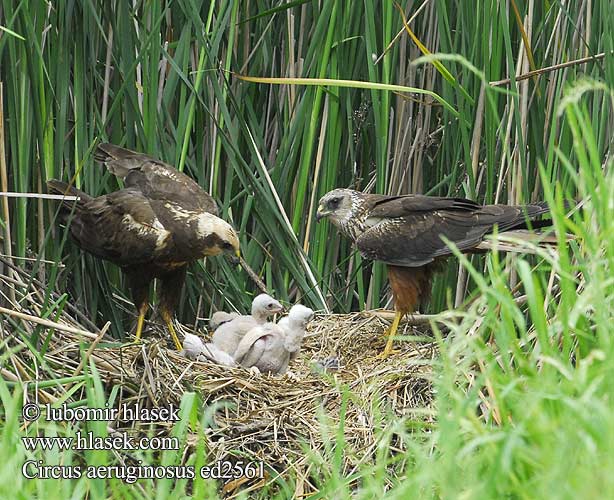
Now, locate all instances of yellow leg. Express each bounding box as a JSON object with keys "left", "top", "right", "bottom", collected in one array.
[
  {"left": 134, "top": 303, "right": 148, "bottom": 343},
  {"left": 161, "top": 309, "right": 183, "bottom": 351},
  {"left": 379, "top": 310, "right": 403, "bottom": 358}
]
